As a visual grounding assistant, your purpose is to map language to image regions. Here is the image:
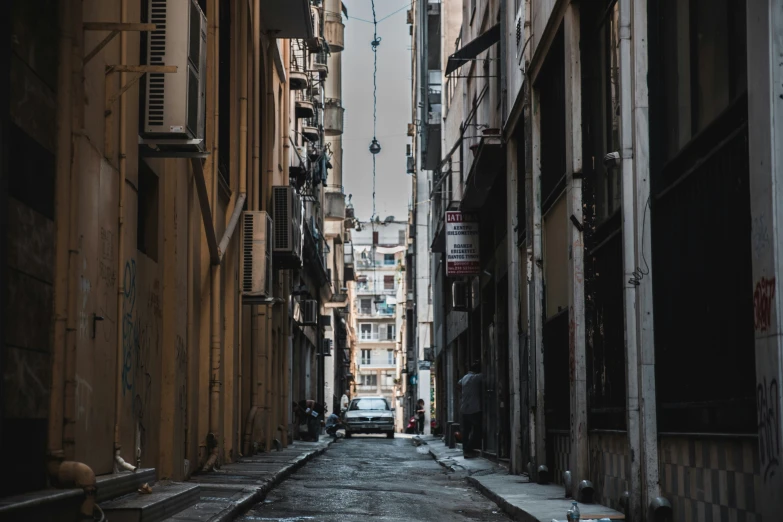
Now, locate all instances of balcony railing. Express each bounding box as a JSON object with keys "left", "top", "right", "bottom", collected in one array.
[
  {"left": 358, "top": 334, "right": 396, "bottom": 342},
  {"left": 356, "top": 307, "right": 395, "bottom": 318},
  {"left": 355, "top": 284, "right": 397, "bottom": 295}
]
